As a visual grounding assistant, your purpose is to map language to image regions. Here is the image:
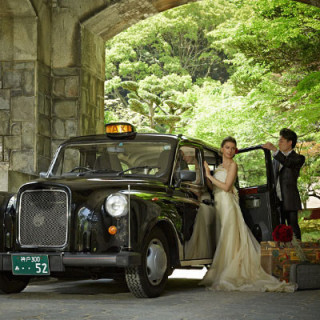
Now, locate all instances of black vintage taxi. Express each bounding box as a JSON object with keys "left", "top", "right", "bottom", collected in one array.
[{"left": 0, "top": 123, "right": 279, "bottom": 298}]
